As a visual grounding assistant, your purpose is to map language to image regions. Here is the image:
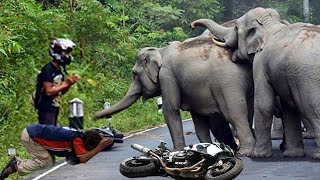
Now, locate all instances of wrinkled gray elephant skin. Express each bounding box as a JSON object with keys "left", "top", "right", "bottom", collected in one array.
[
  {"left": 191, "top": 7, "right": 320, "bottom": 159},
  {"left": 93, "top": 35, "right": 254, "bottom": 156},
  {"left": 272, "top": 96, "right": 315, "bottom": 140}
]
